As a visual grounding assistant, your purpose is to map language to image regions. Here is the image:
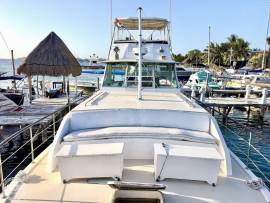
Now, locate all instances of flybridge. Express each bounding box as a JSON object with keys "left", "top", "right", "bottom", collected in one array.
[{"left": 113, "top": 17, "right": 171, "bottom": 44}]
